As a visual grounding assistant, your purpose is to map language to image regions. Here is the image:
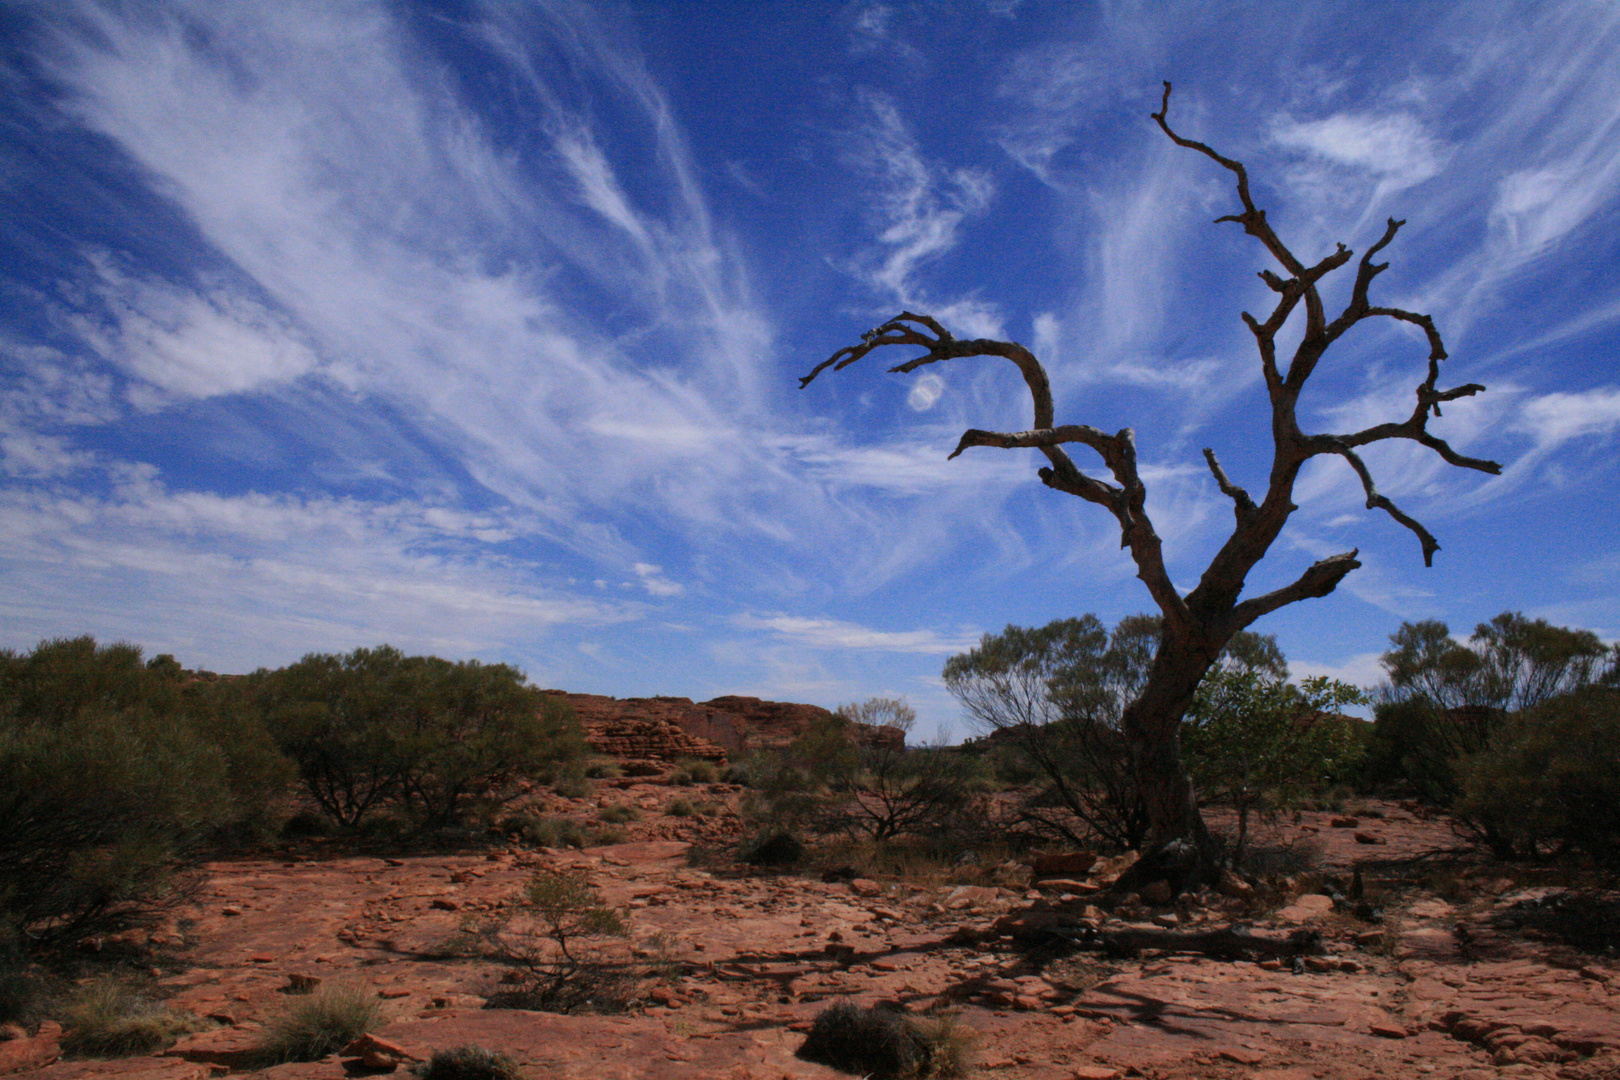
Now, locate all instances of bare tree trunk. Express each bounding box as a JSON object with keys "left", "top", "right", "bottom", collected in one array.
[{"left": 800, "top": 83, "right": 1501, "bottom": 896}]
